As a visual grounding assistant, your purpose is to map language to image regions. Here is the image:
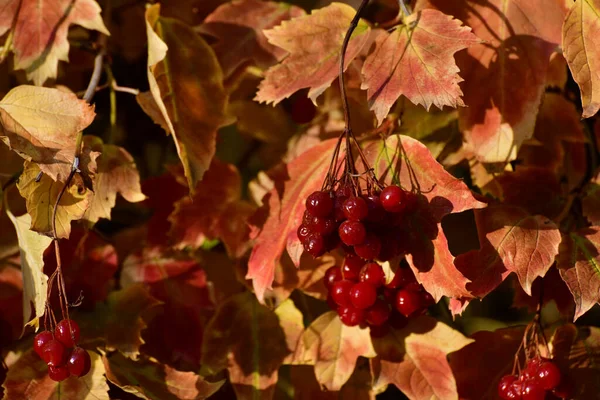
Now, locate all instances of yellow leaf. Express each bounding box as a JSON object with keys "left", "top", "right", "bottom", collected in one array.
[
  {"left": 140, "top": 4, "right": 227, "bottom": 193},
  {"left": 0, "top": 85, "right": 95, "bottom": 182},
  {"left": 17, "top": 162, "right": 92, "bottom": 239},
  {"left": 6, "top": 210, "right": 52, "bottom": 331}
]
